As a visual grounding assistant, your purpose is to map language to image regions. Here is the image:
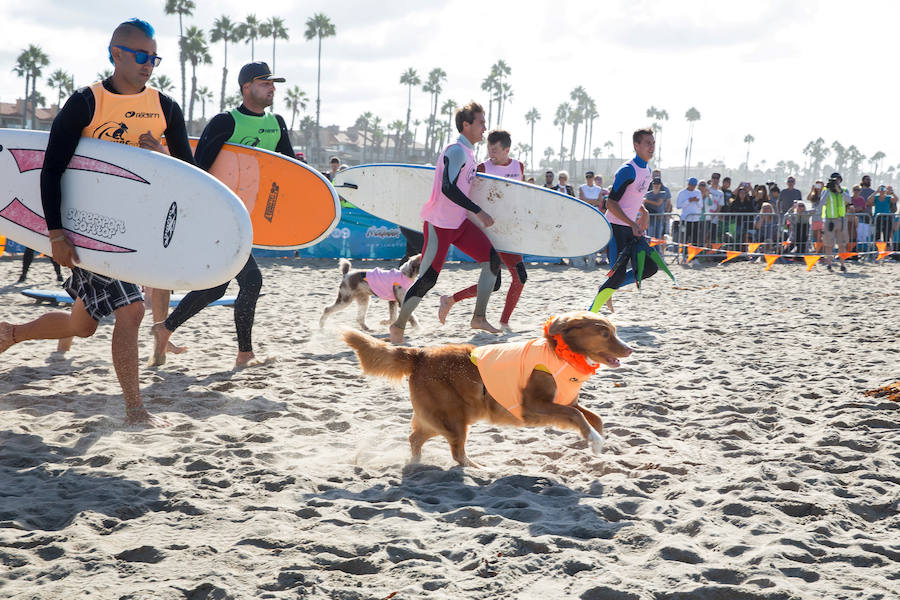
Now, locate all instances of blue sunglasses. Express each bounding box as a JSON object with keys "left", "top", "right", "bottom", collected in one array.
[{"left": 110, "top": 44, "right": 162, "bottom": 67}]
